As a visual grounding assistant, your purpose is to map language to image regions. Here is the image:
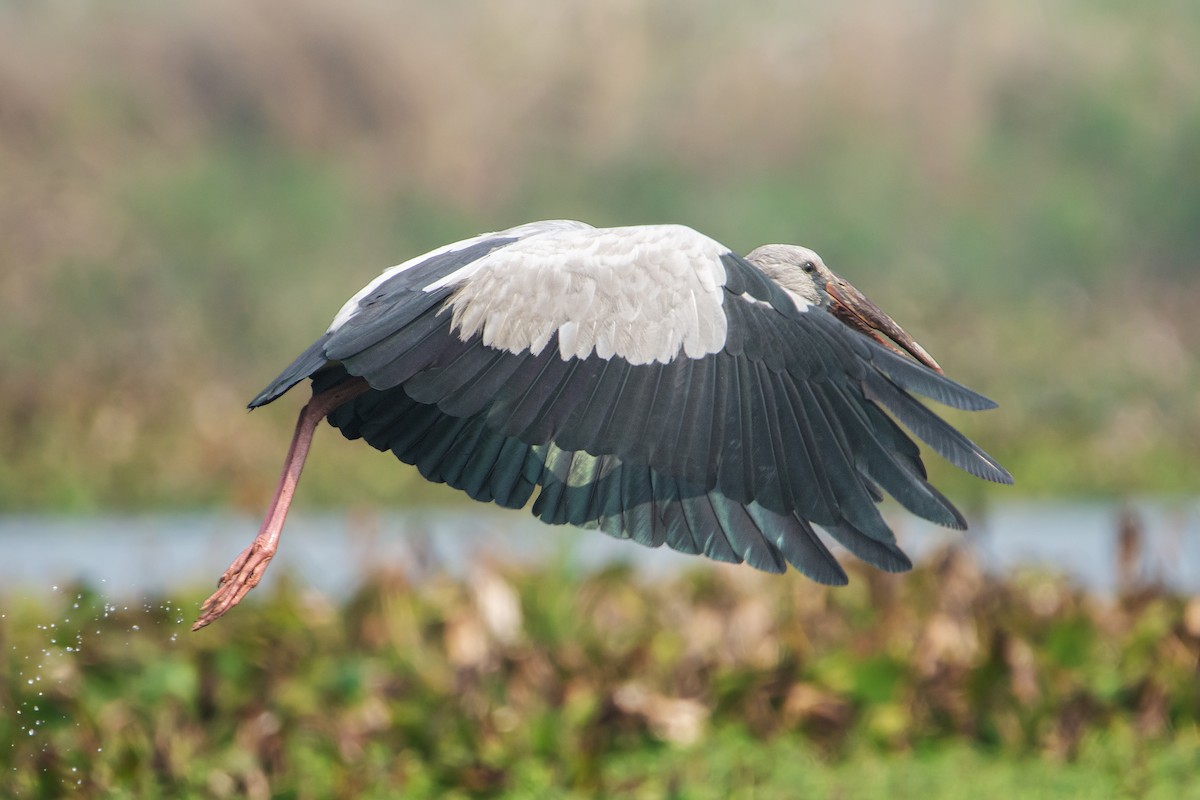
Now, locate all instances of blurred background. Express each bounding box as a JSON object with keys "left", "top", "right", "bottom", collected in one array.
[
  {"left": 2, "top": 0, "right": 1199, "bottom": 796},
  {"left": 4, "top": 0, "right": 1198, "bottom": 510}
]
